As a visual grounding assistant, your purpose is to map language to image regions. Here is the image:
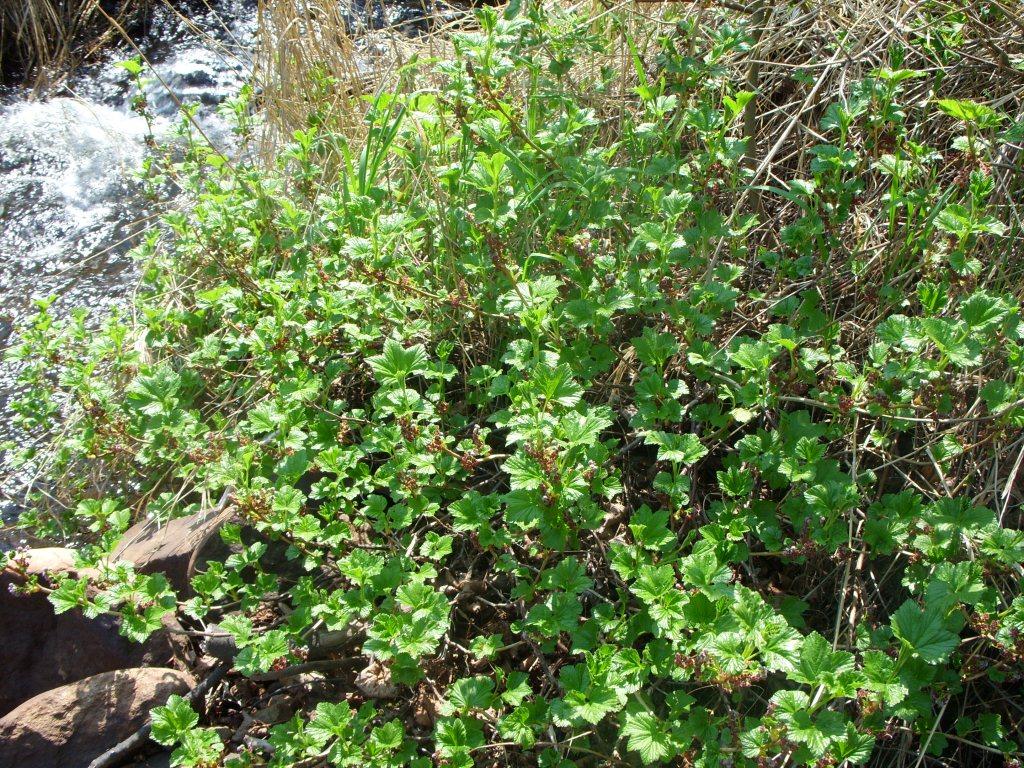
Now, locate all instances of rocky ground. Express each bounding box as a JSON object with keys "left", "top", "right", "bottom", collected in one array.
[
  {"left": 1, "top": 503, "right": 393, "bottom": 767},
  {"left": 0, "top": 510, "right": 311, "bottom": 768}
]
